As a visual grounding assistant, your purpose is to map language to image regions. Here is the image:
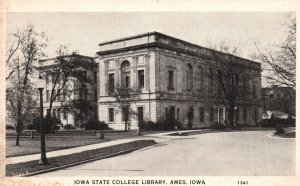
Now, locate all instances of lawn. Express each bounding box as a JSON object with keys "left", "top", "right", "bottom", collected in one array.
[
  {"left": 6, "top": 130, "right": 146, "bottom": 157},
  {"left": 6, "top": 140, "right": 156, "bottom": 176}
]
